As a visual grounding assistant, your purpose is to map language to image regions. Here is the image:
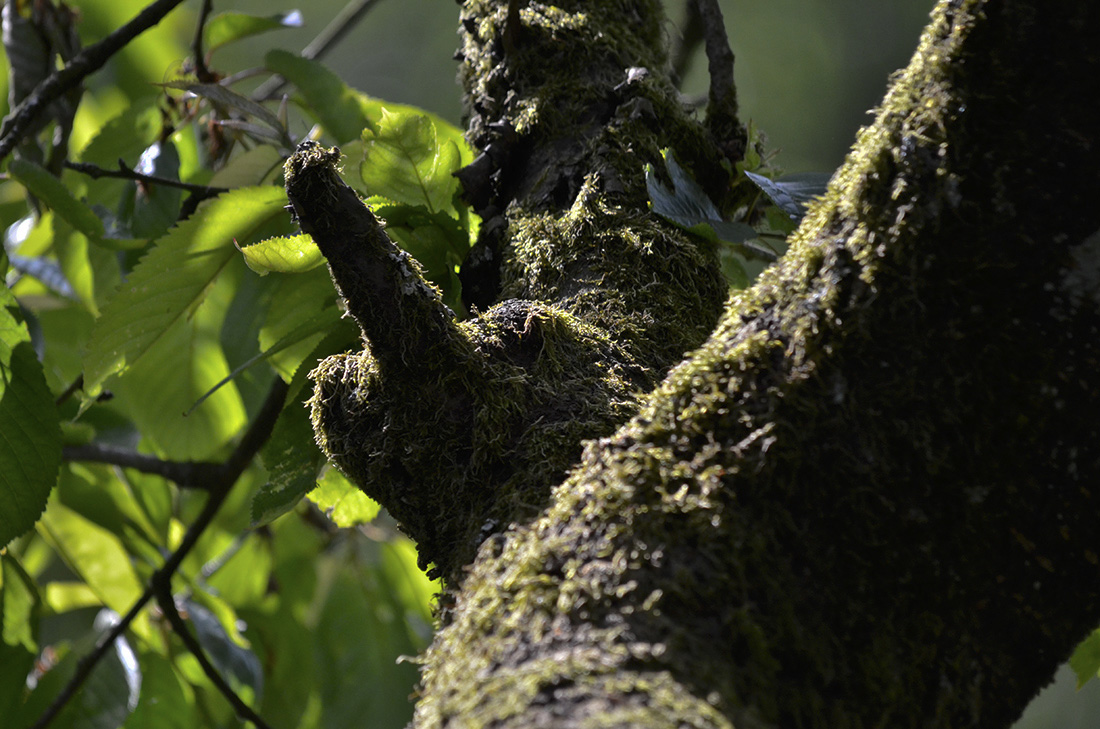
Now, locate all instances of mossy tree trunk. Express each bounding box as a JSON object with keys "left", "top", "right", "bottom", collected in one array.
[{"left": 289, "top": 0, "right": 1100, "bottom": 726}]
